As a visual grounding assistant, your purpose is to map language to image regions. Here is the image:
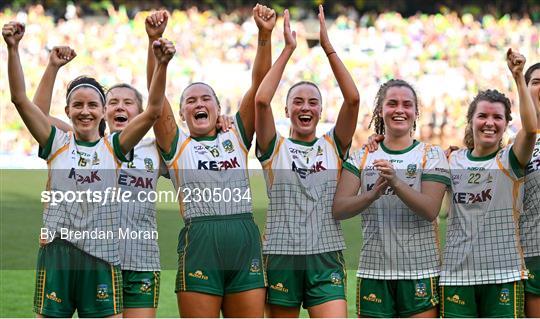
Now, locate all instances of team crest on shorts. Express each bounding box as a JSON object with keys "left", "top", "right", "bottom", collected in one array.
[
  {"left": 144, "top": 158, "right": 154, "bottom": 172},
  {"left": 415, "top": 282, "right": 427, "bottom": 298},
  {"left": 250, "top": 259, "right": 260, "bottom": 273},
  {"left": 96, "top": 284, "right": 109, "bottom": 300},
  {"left": 223, "top": 140, "right": 234, "bottom": 153},
  {"left": 330, "top": 272, "right": 342, "bottom": 286},
  {"left": 140, "top": 278, "right": 152, "bottom": 293},
  {"left": 406, "top": 164, "right": 417, "bottom": 178},
  {"left": 499, "top": 288, "right": 510, "bottom": 304}
]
